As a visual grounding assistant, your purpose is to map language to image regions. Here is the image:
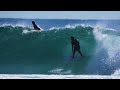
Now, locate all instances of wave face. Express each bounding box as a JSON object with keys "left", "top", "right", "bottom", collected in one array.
[{"left": 0, "top": 19, "right": 120, "bottom": 75}]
